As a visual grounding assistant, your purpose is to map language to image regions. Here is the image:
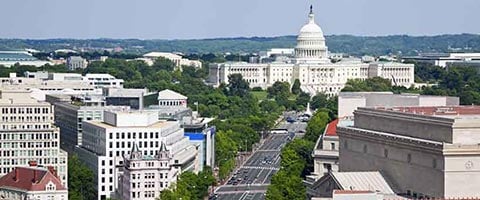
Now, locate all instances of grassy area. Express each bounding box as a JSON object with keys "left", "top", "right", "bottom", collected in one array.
[{"left": 251, "top": 91, "right": 268, "bottom": 101}]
